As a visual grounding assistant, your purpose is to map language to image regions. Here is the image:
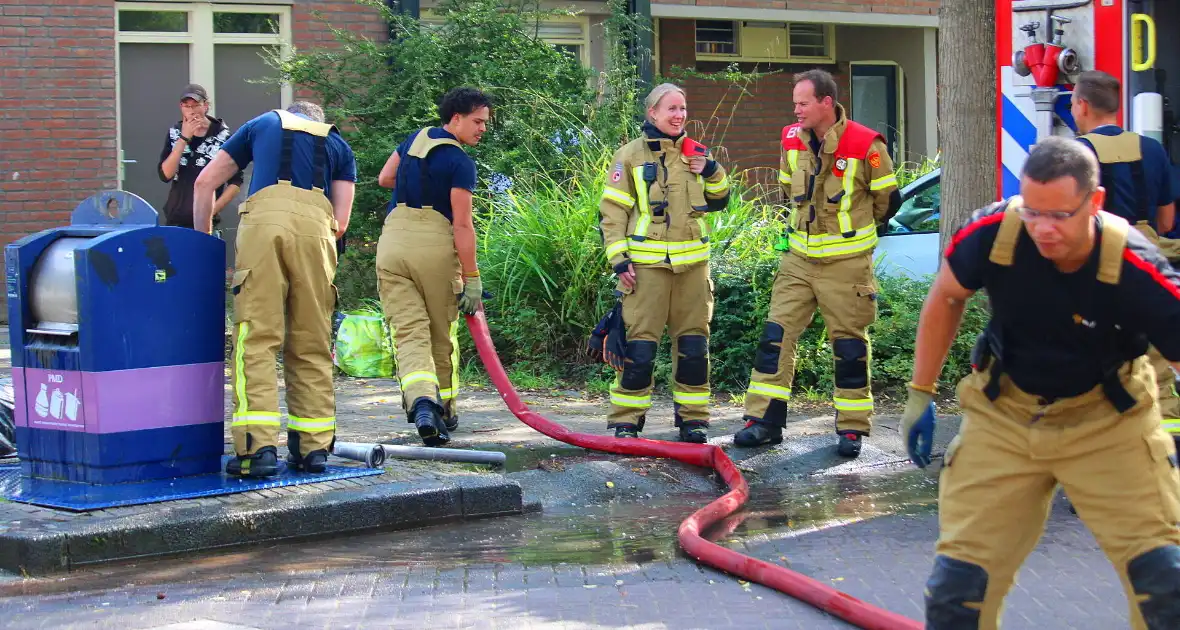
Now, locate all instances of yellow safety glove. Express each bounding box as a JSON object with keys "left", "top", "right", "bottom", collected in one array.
[
  {"left": 900, "top": 383, "right": 937, "bottom": 468},
  {"left": 458, "top": 275, "right": 483, "bottom": 316}
]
